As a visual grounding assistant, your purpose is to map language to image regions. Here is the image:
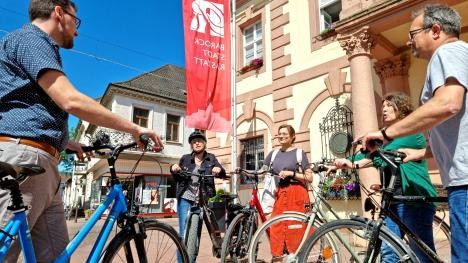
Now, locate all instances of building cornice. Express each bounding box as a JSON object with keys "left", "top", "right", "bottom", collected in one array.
[{"left": 335, "top": 0, "right": 465, "bottom": 35}]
